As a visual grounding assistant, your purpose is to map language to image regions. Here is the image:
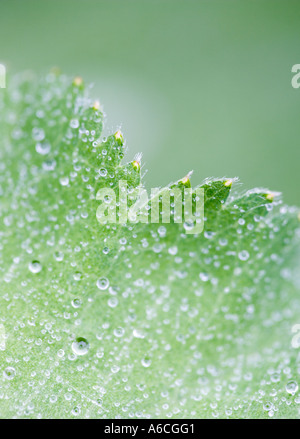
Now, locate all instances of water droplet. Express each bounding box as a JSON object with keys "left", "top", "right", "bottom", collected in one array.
[
  {"left": 29, "top": 260, "right": 42, "bottom": 274},
  {"left": 71, "top": 298, "right": 82, "bottom": 308},
  {"left": 99, "top": 168, "right": 107, "bottom": 177},
  {"left": 59, "top": 176, "right": 69, "bottom": 186},
  {"left": 158, "top": 226, "right": 167, "bottom": 237},
  {"left": 103, "top": 194, "right": 112, "bottom": 204},
  {"left": 271, "top": 373, "right": 280, "bottom": 383},
  {"left": 54, "top": 251, "right": 64, "bottom": 262},
  {"left": 183, "top": 221, "right": 194, "bottom": 232},
  {"left": 199, "top": 272, "right": 209, "bottom": 282},
  {"left": 263, "top": 401, "right": 273, "bottom": 411},
  {"left": 108, "top": 297, "right": 118, "bottom": 308},
  {"left": 73, "top": 272, "right": 82, "bottom": 281},
  {"left": 168, "top": 246, "right": 178, "bottom": 255},
  {"left": 3, "top": 366, "right": 16, "bottom": 380},
  {"left": 114, "top": 327, "right": 125, "bottom": 338},
  {"left": 71, "top": 406, "right": 81, "bottom": 416},
  {"left": 32, "top": 127, "right": 45, "bottom": 141},
  {"left": 72, "top": 337, "right": 89, "bottom": 356},
  {"left": 141, "top": 357, "right": 152, "bottom": 368},
  {"left": 36, "top": 141, "right": 51, "bottom": 155},
  {"left": 97, "top": 277, "right": 109, "bottom": 290},
  {"left": 70, "top": 119, "right": 79, "bottom": 129},
  {"left": 286, "top": 380, "right": 298, "bottom": 395},
  {"left": 295, "top": 395, "right": 300, "bottom": 404},
  {"left": 42, "top": 159, "right": 56, "bottom": 171},
  {"left": 238, "top": 250, "right": 250, "bottom": 261},
  {"left": 133, "top": 329, "right": 145, "bottom": 339}
]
